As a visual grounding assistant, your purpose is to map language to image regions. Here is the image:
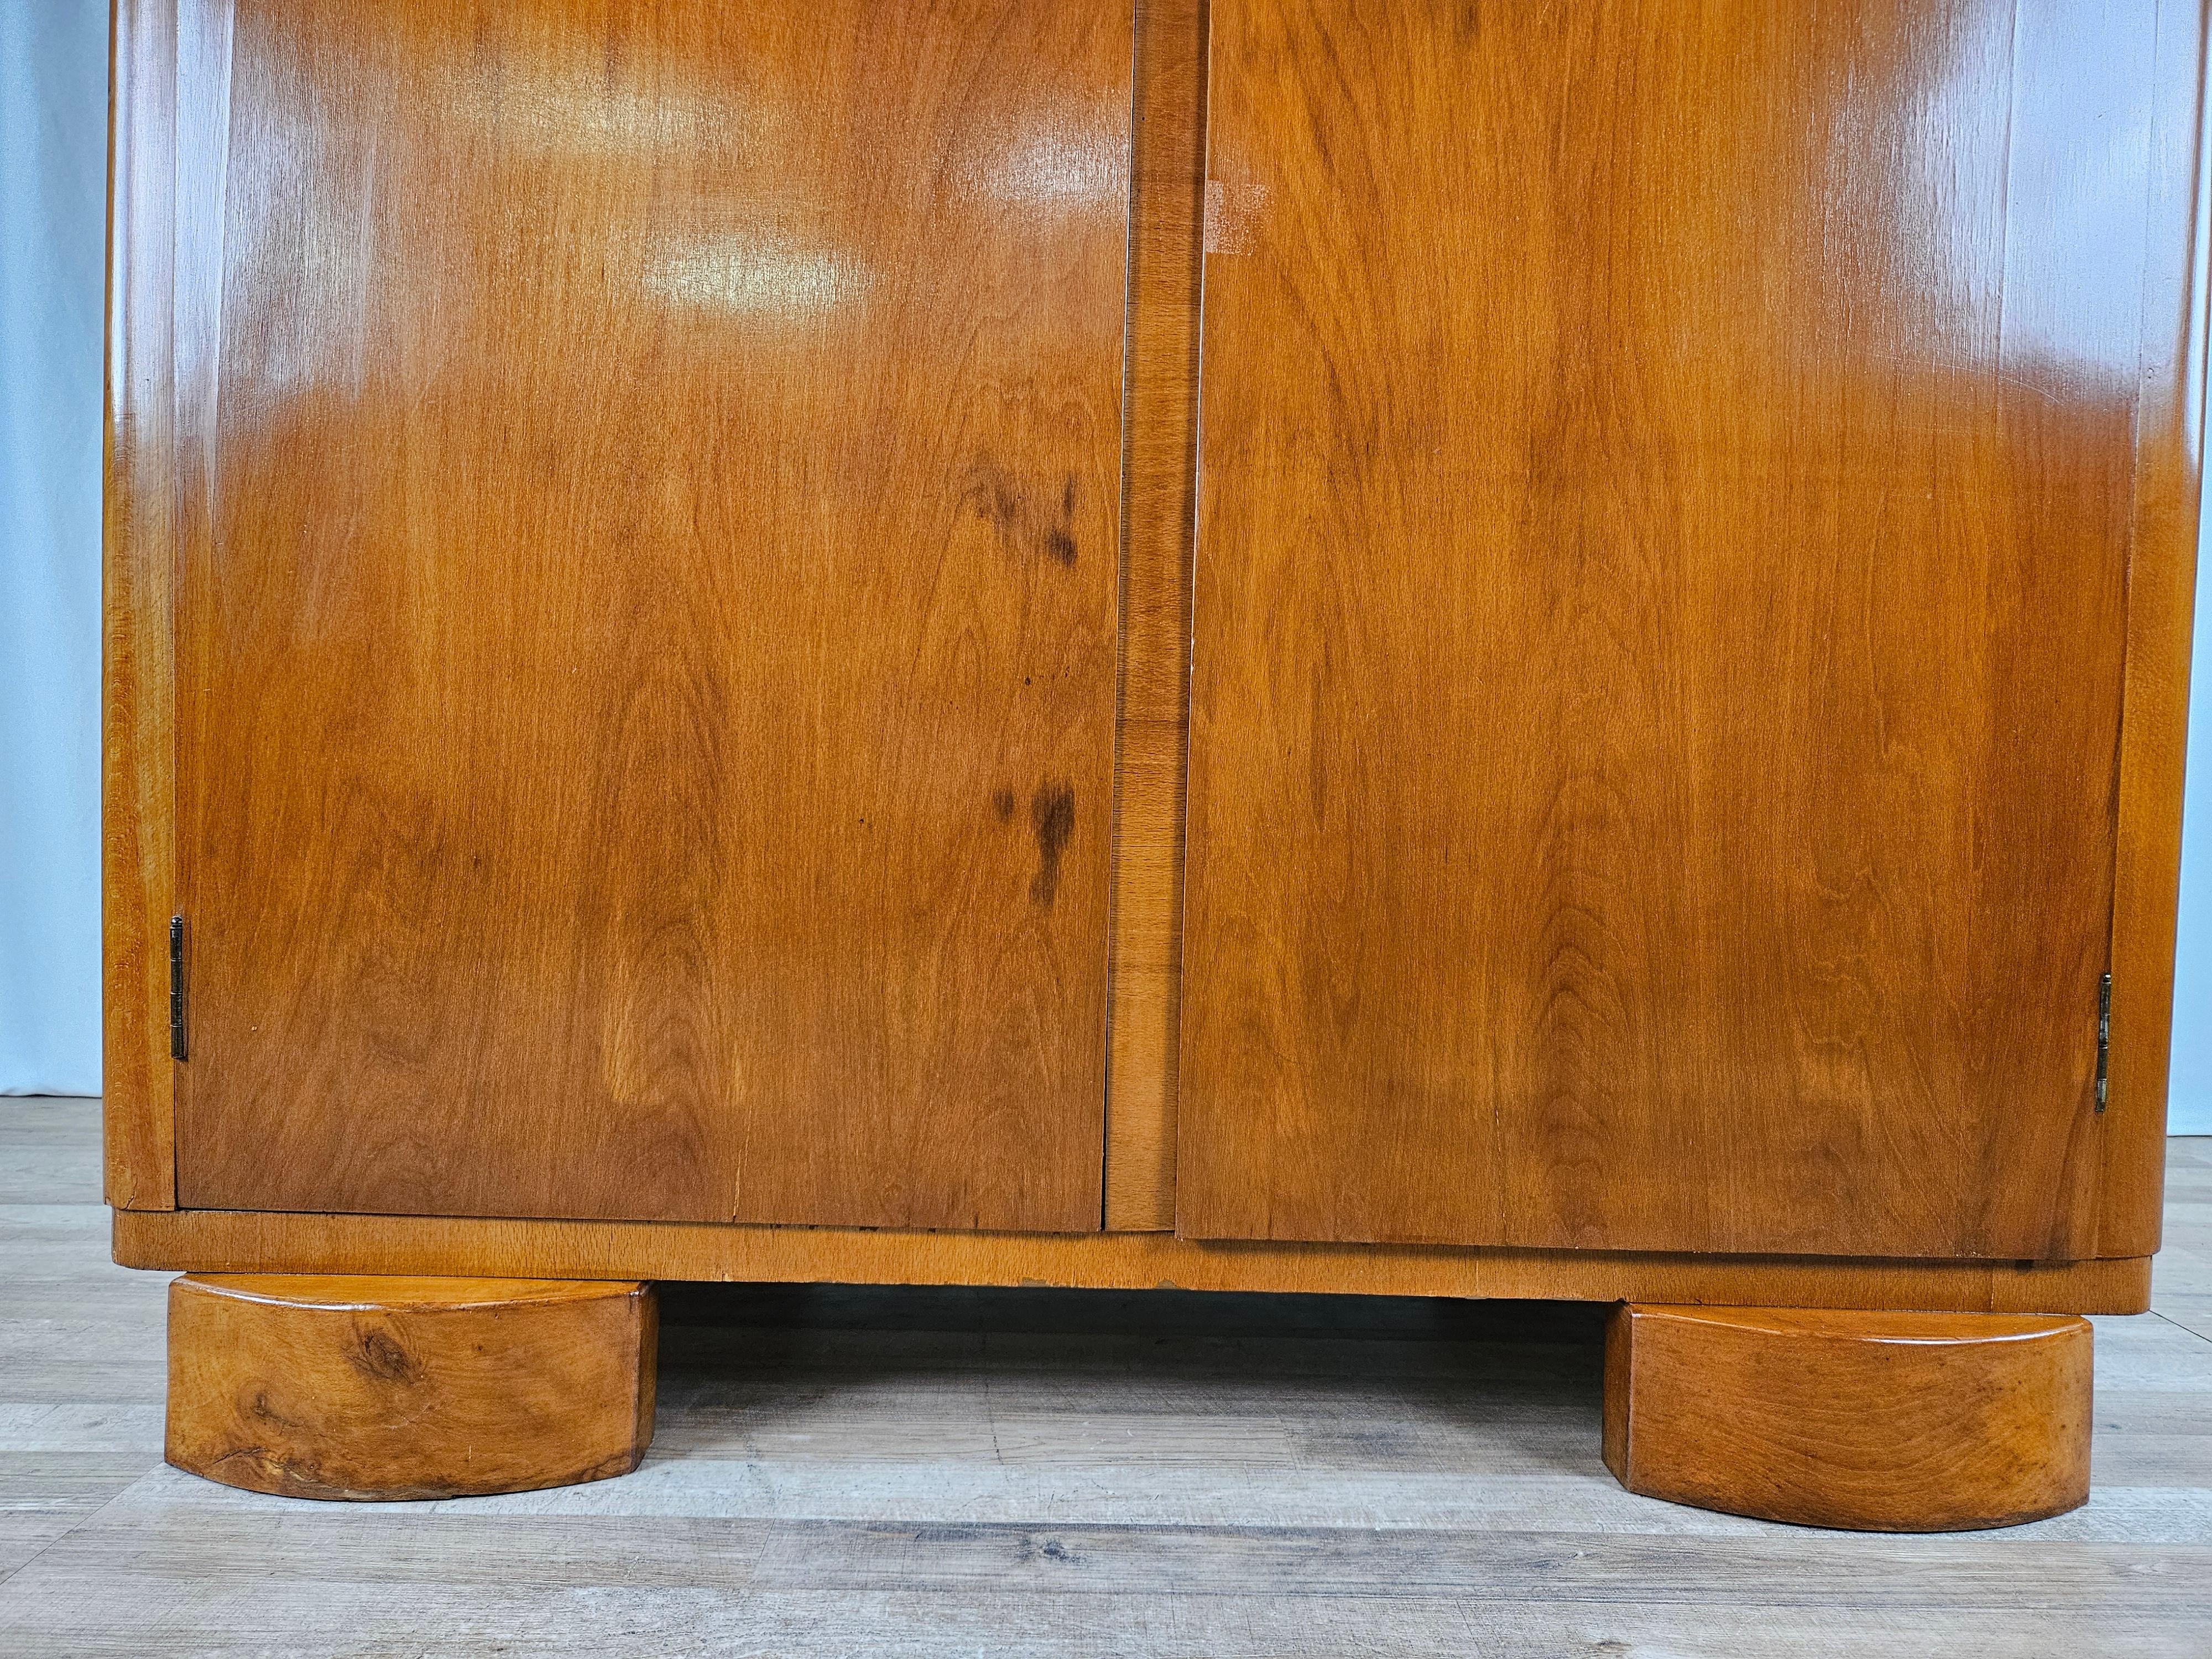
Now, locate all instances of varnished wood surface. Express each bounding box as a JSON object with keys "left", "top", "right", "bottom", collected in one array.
[
  {"left": 101, "top": 0, "right": 179, "bottom": 1210},
  {"left": 1104, "top": 0, "right": 1208, "bottom": 1231},
  {"left": 1604, "top": 1304, "right": 2091, "bottom": 1531},
  {"left": 113, "top": 1207, "right": 2151, "bottom": 1314},
  {"left": 166, "top": 1273, "right": 654, "bottom": 1500},
  {"left": 103, "top": 0, "right": 2201, "bottom": 1259},
  {"left": 156, "top": 0, "right": 1131, "bottom": 1229},
  {"left": 2102, "top": 0, "right": 2212, "bottom": 1257},
  {"left": 10, "top": 1105, "right": 2212, "bottom": 1654},
  {"left": 1182, "top": 0, "right": 2195, "bottom": 1258}
]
